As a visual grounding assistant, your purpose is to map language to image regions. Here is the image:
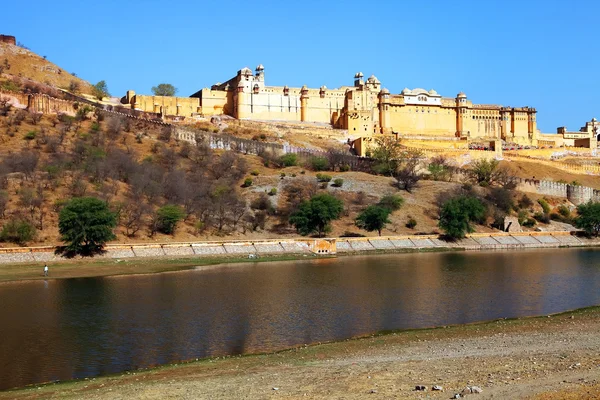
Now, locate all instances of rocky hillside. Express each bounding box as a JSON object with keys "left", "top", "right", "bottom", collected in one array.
[{"left": 0, "top": 41, "right": 93, "bottom": 95}]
